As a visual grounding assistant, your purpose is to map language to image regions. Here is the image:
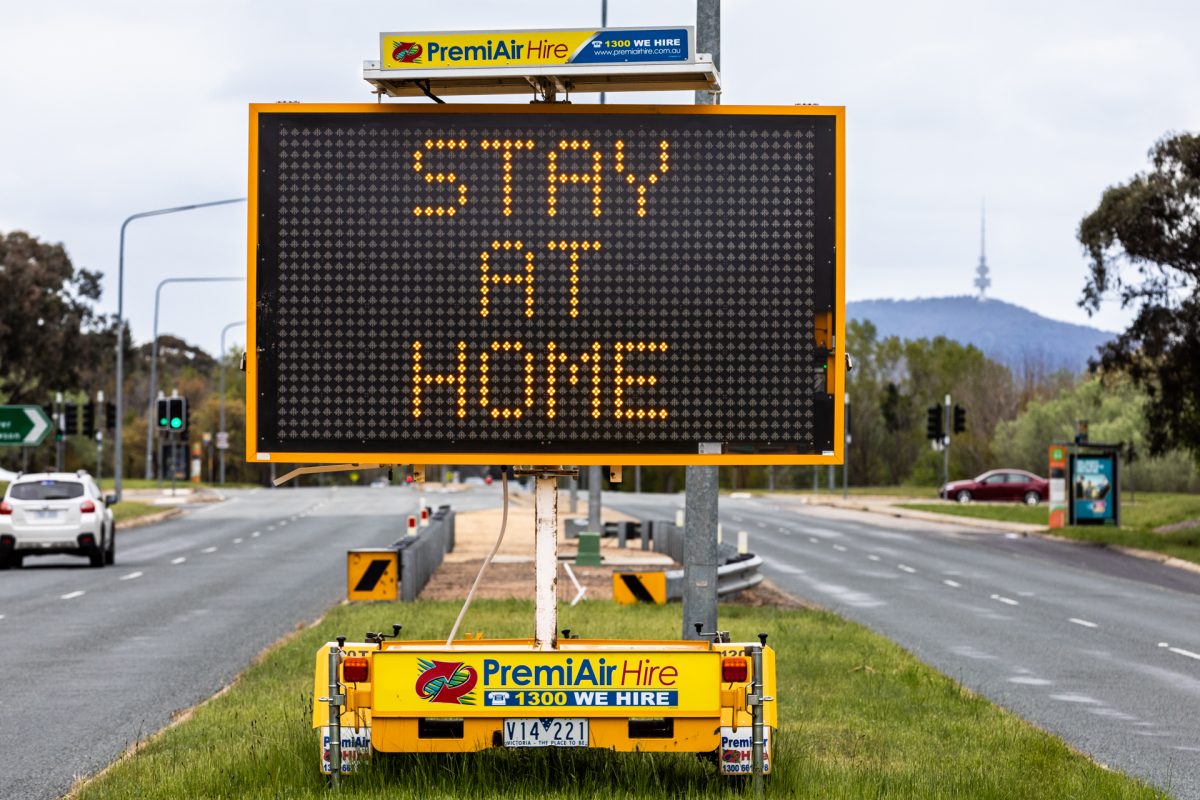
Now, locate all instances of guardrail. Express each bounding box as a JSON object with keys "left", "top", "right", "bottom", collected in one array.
[
  {"left": 394, "top": 504, "right": 455, "bottom": 602},
  {"left": 605, "top": 516, "right": 764, "bottom": 600}
]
